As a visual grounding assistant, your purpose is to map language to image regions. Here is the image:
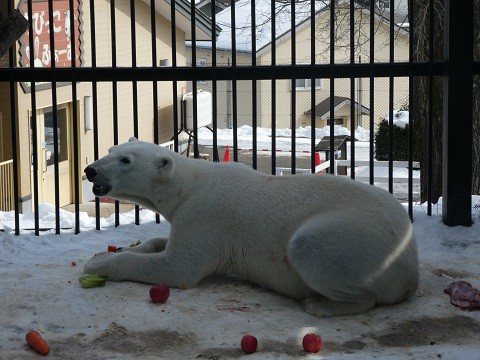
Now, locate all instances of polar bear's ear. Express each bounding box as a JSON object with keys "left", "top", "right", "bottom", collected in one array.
[
  {"left": 157, "top": 155, "right": 175, "bottom": 180},
  {"left": 129, "top": 137, "right": 138, "bottom": 142}
]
